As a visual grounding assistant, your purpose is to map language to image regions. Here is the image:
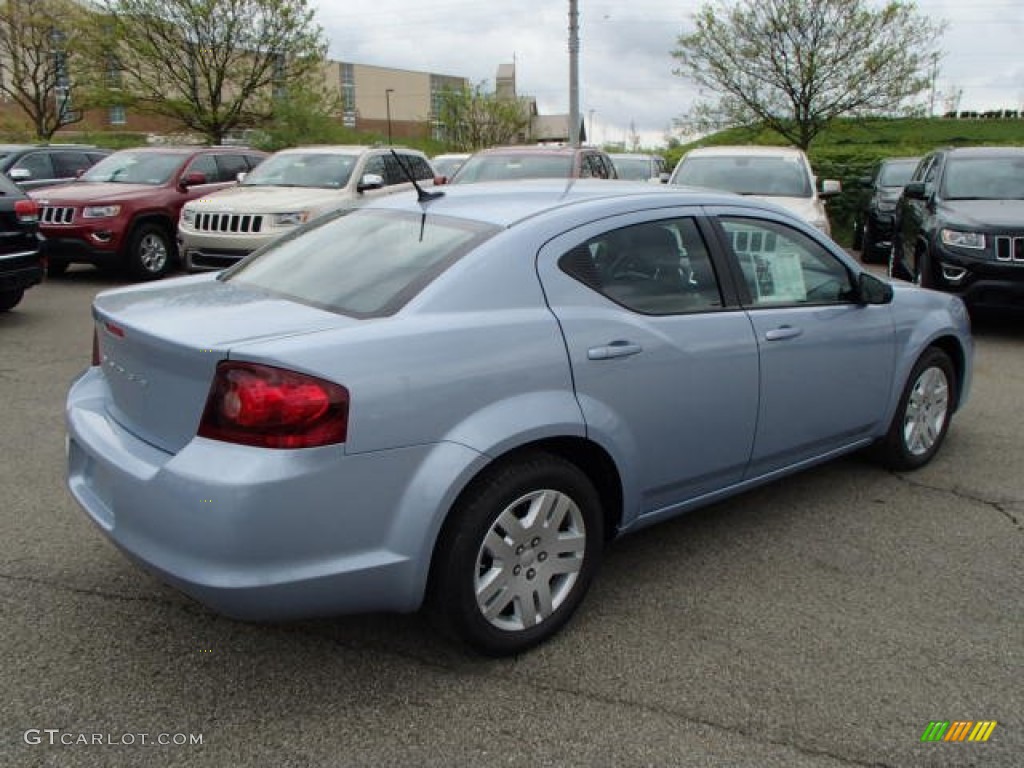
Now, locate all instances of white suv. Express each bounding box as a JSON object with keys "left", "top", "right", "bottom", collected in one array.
[
  {"left": 668, "top": 146, "right": 840, "bottom": 236},
  {"left": 179, "top": 145, "right": 435, "bottom": 271}
]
